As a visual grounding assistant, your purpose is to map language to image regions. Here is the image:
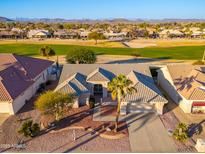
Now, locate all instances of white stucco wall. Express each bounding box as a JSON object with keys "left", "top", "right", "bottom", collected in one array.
[
  {"left": 157, "top": 67, "right": 192, "bottom": 113},
  {"left": 1, "top": 68, "right": 51, "bottom": 115},
  {"left": 0, "top": 101, "right": 13, "bottom": 113},
  {"left": 158, "top": 68, "right": 181, "bottom": 103},
  {"left": 12, "top": 85, "right": 34, "bottom": 114},
  {"left": 178, "top": 99, "right": 192, "bottom": 113},
  {"left": 78, "top": 93, "right": 90, "bottom": 106},
  {"left": 155, "top": 102, "right": 166, "bottom": 115}
]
